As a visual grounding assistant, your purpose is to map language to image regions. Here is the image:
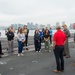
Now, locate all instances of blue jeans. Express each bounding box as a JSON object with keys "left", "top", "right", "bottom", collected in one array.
[{"left": 18, "top": 41, "right": 24, "bottom": 53}]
